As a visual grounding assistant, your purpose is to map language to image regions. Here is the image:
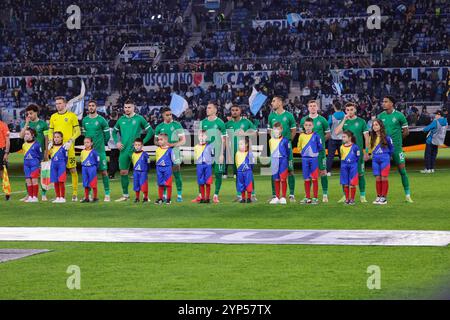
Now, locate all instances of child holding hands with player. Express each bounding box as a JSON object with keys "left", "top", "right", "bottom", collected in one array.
[
  {"left": 340, "top": 131, "right": 360, "bottom": 205},
  {"left": 369, "top": 119, "right": 394, "bottom": 205},
  {"left": 132, "top": 138, "right": 149, "bottom": 203},
  {"left": 22, "top": 128, "right": 42, "bottom": 202},
  {"left": 269, "top": 122, "right": 290, "bottom": 205},
  {"left": 194, "top": 130, "right": 214, "bottom": 203},
  {"left": 80, "top": 137, "right": 99, "bottom": 203},
  {"left": 49, "top": 131, "right": 68, "bottom": 203},
  {"left": 155, "top": 133, "right": 175, "bottom": 205},
  {"left": 235, "top": 136, "right": 254, "bottom": 203},
  {"left": 297, "top": 118, "right": 323, "bottom": 205}
]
